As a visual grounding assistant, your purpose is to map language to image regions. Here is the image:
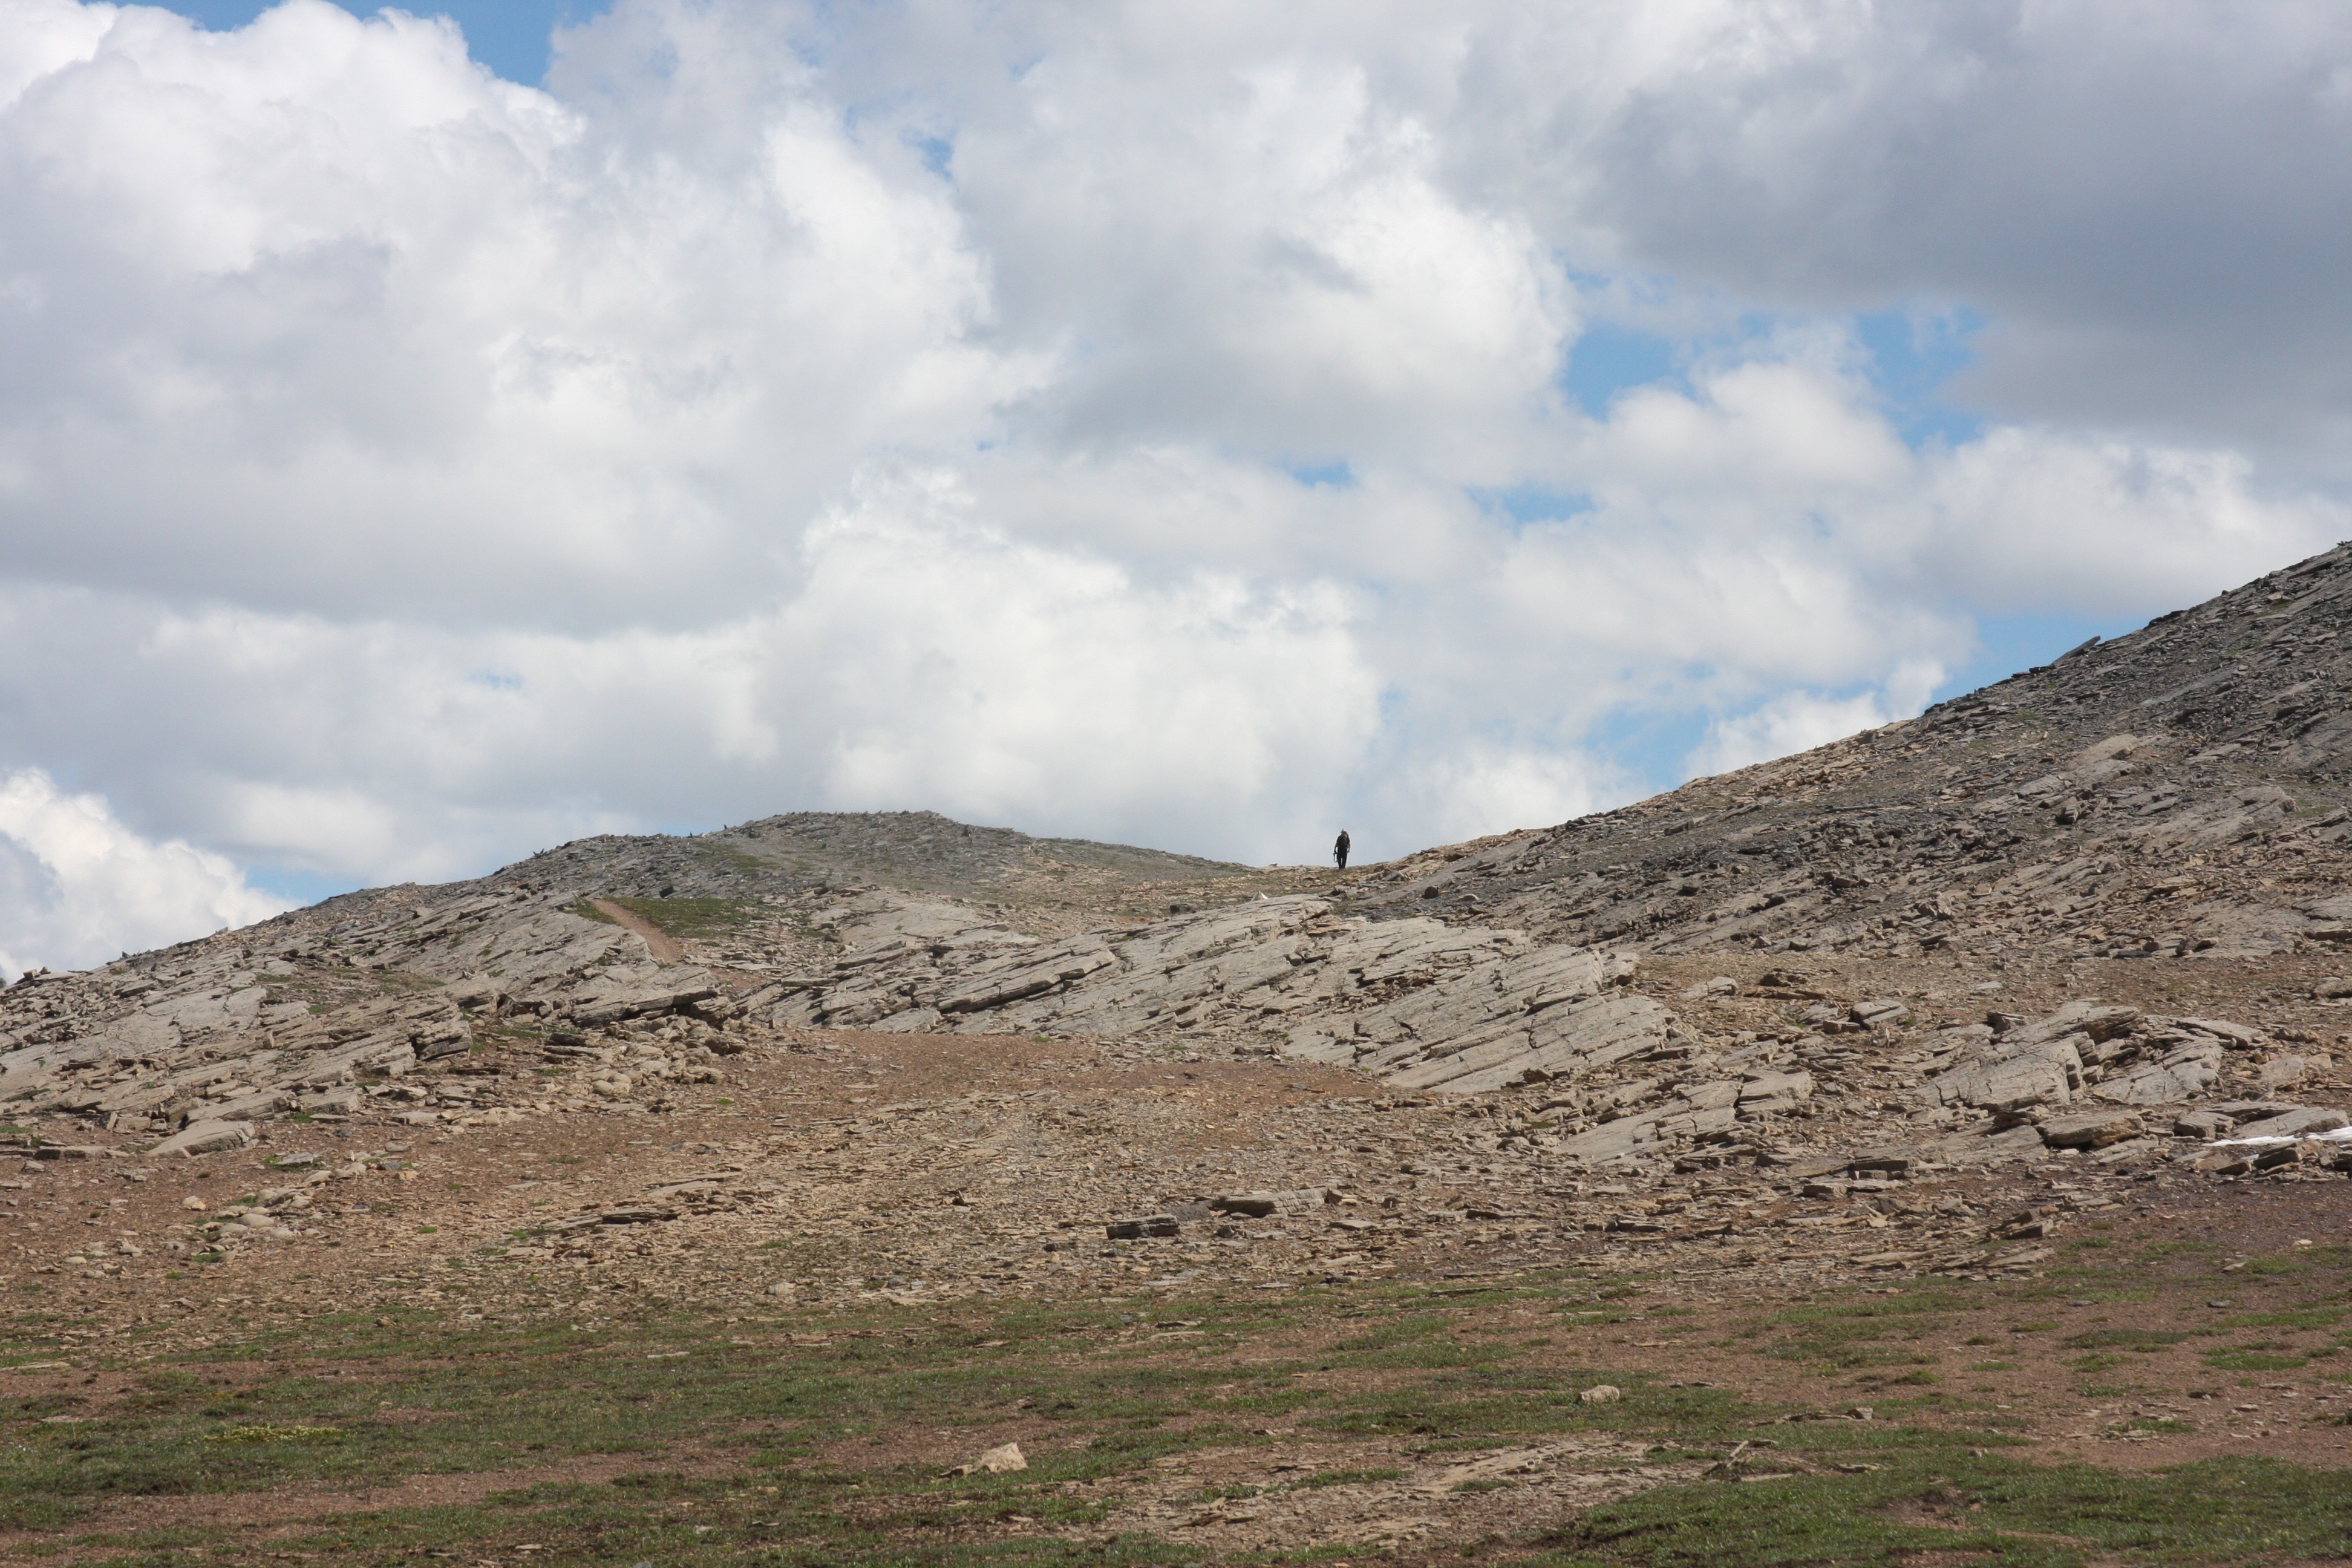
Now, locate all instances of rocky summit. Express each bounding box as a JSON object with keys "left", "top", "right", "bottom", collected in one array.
[{"left": 11, "top": 554, "right": 2352, "bottom": 1560}]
